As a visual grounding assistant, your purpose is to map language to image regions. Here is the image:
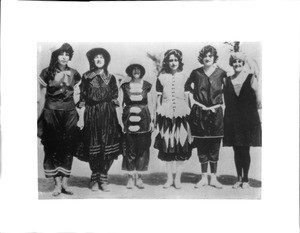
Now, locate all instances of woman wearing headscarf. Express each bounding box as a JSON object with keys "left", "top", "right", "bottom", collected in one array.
[
  {"left": 38, "top": 43, "right": 81, "bottom": 196},
  {"left": 77, "top": 47, "right": 122, "bottom": 192},
  {"left": 223, "top": 52, "right": 262, "bottom": 189}
]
